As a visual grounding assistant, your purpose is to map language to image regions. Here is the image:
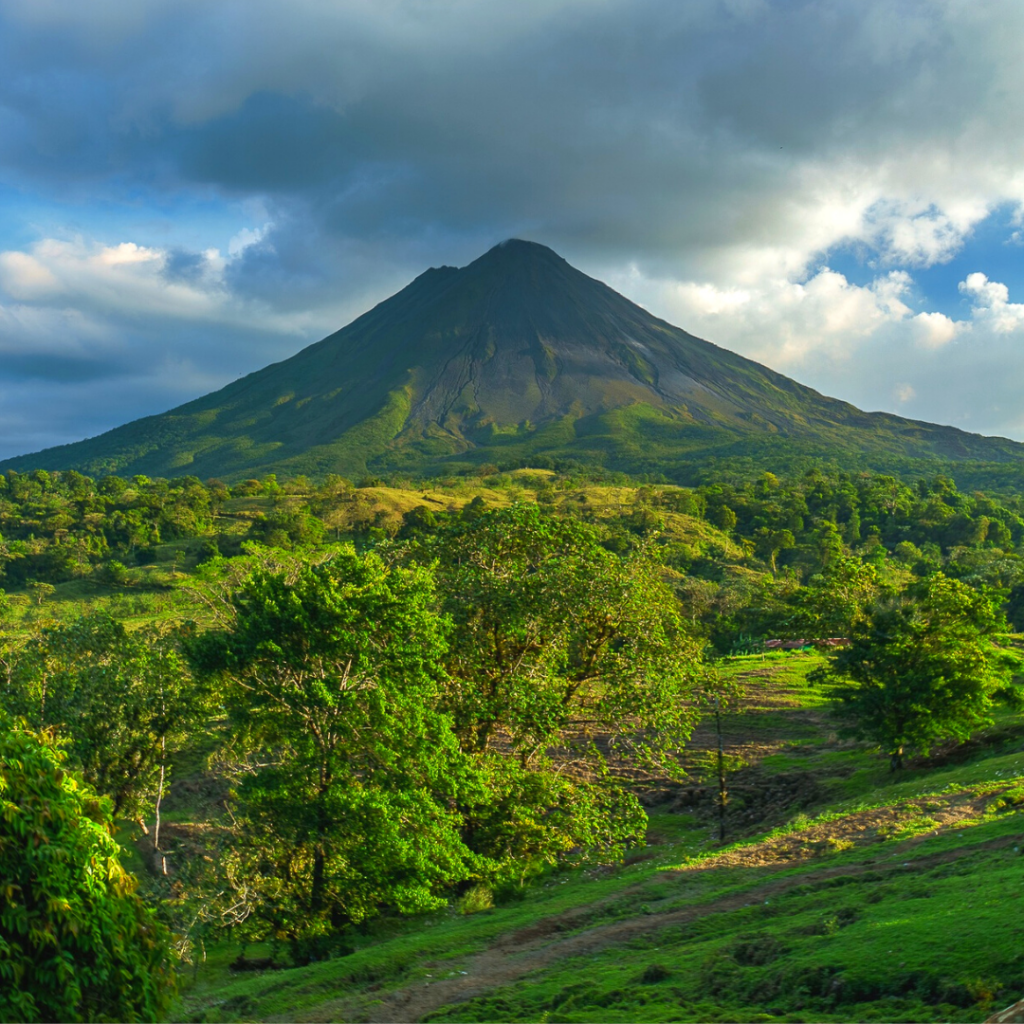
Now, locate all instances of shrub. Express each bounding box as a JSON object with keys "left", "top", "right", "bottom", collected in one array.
[{"left": 0, "top": 720, "right": 175, "bottom": 1022}]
